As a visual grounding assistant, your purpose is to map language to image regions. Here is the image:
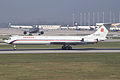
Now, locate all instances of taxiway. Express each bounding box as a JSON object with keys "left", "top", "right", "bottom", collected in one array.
[{"left": 0, "top": 48, "right": 120, "bottom": 54}]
